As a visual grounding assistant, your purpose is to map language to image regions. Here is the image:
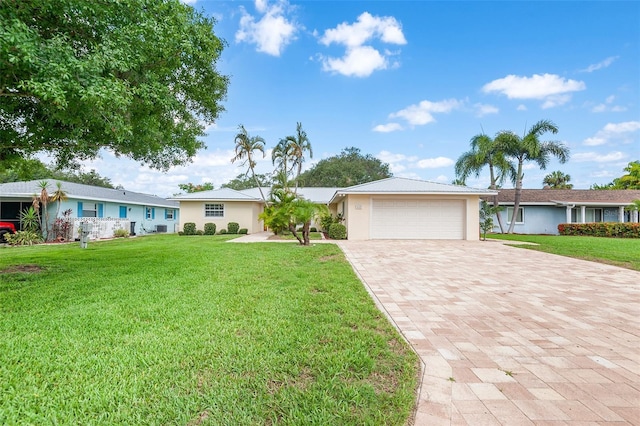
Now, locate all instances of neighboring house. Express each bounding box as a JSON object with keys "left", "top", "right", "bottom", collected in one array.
[
  {"left": 486, "top": 189, "right": 640, "bottom": 234},
  {"left": 0, "top": 180, "right": 180, "bottom": 239},
  {"left": 171, "top": 177, "right": 497, "bottom": 240}
]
